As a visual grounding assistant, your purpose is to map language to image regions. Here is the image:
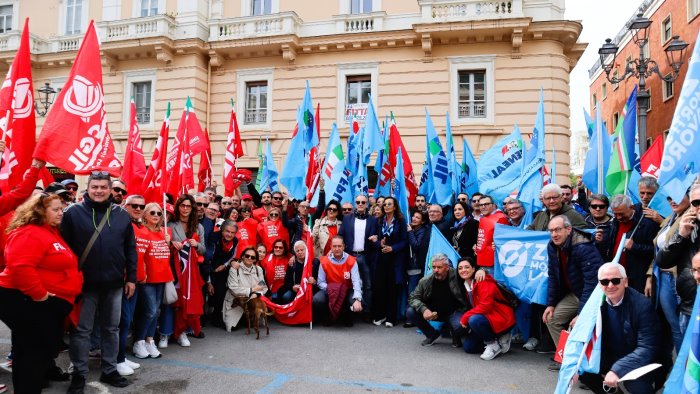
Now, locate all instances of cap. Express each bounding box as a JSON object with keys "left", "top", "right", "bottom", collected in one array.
[
  {"left": 61, "top": 179, "right": 78, "bottom": 187},
  {"left": 242, "top": 193, "right": 253, "bottom": 200},
  {"left": 44, "top": 182, "right": 69, "bottom": 195}
]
